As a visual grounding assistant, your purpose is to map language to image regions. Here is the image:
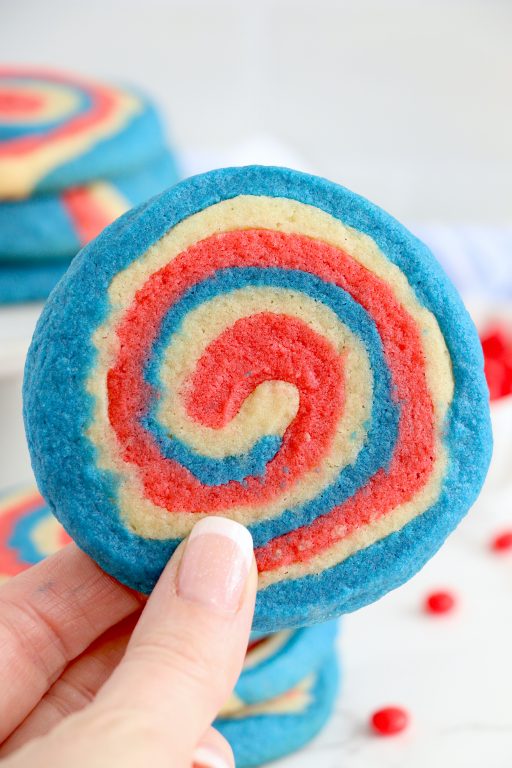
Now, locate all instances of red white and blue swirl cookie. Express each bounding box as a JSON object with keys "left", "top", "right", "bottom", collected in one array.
[
  {"left": 215, "top": 651, "right": 340, "bottom": 768},
  {"left": 0, "top": 486, "right": 70, "bottom": 581},
  {"left": 0, "top": 67, "right": 167, "bottom": 199},
  {"left": 23, "top": 166, "right": 493, "bottom": 631},
  {"left": 0, "top": 151, "right": 179, "bottom": 260}
]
